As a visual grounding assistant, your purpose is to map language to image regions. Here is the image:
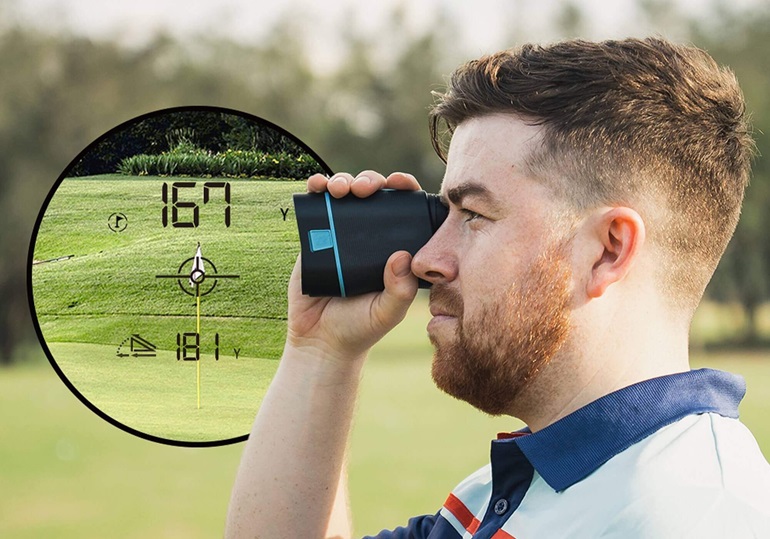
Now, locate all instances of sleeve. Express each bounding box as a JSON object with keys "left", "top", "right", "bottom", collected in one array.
[{"left": 361, "top": 512, "right": 440, "bottom": 539}]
